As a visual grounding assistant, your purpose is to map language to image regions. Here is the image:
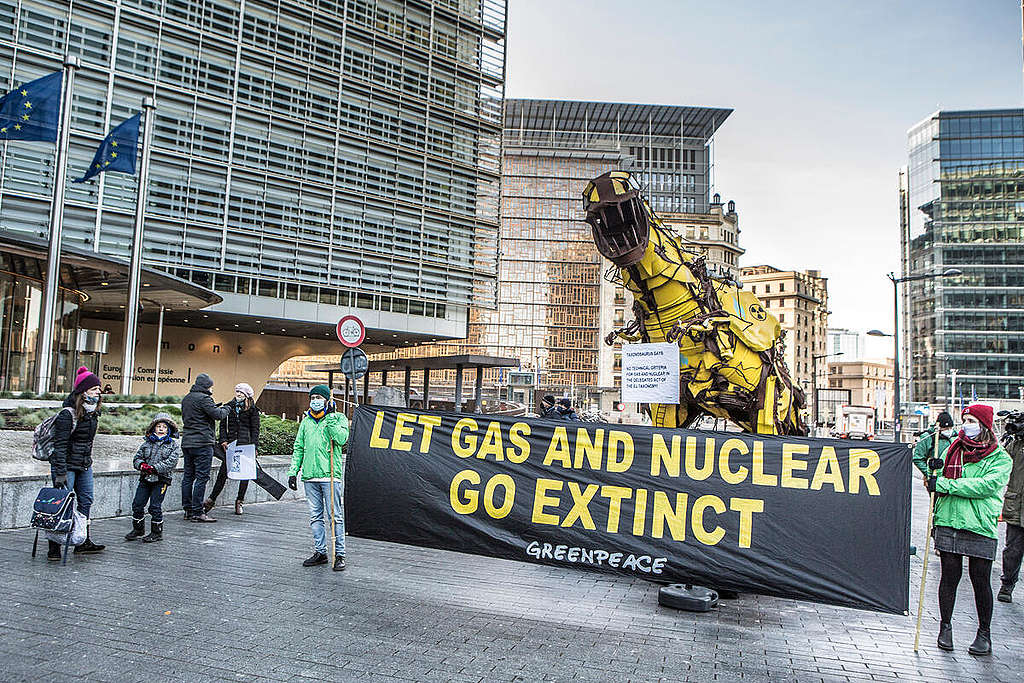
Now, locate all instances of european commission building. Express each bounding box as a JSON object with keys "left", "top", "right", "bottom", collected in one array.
[{"left": 0, "top": 0, "right": 505, "bottom": 390}]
